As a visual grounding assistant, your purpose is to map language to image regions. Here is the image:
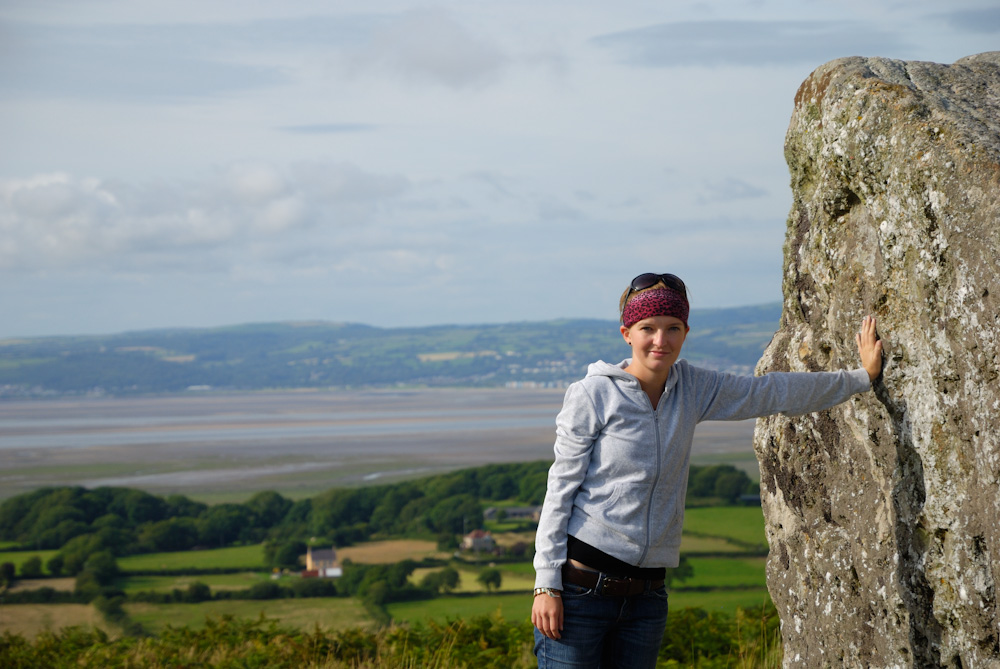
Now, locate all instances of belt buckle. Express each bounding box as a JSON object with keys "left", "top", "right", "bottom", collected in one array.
[{"left": 598, "top": 574, "right": 632, "bottom": 596}]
